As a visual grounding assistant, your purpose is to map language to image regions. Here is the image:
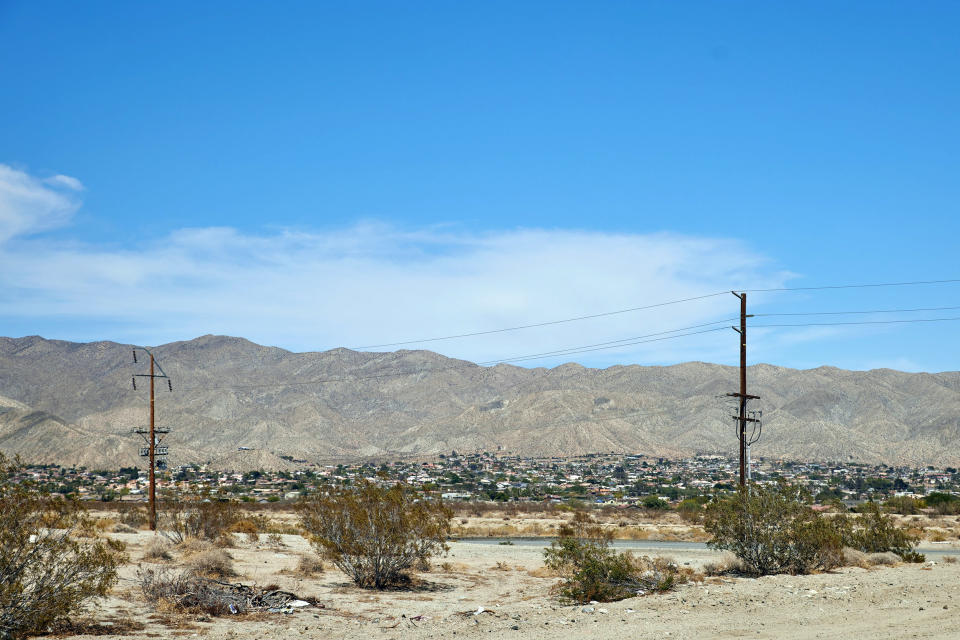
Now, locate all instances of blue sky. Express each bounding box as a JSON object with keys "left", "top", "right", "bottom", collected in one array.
[{"left": 1, "top": 1, "right": 958, "bottom": 372}]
